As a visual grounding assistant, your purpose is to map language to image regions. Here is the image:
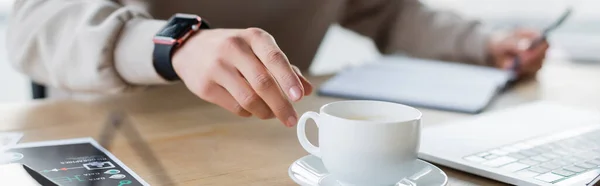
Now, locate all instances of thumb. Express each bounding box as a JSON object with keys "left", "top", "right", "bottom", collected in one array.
[
  {"left": 514, "top": 29, "right": 541, "bottom": 39},
  {"left": 500, "top": 58, "right": 515, "bottom": 70}
]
